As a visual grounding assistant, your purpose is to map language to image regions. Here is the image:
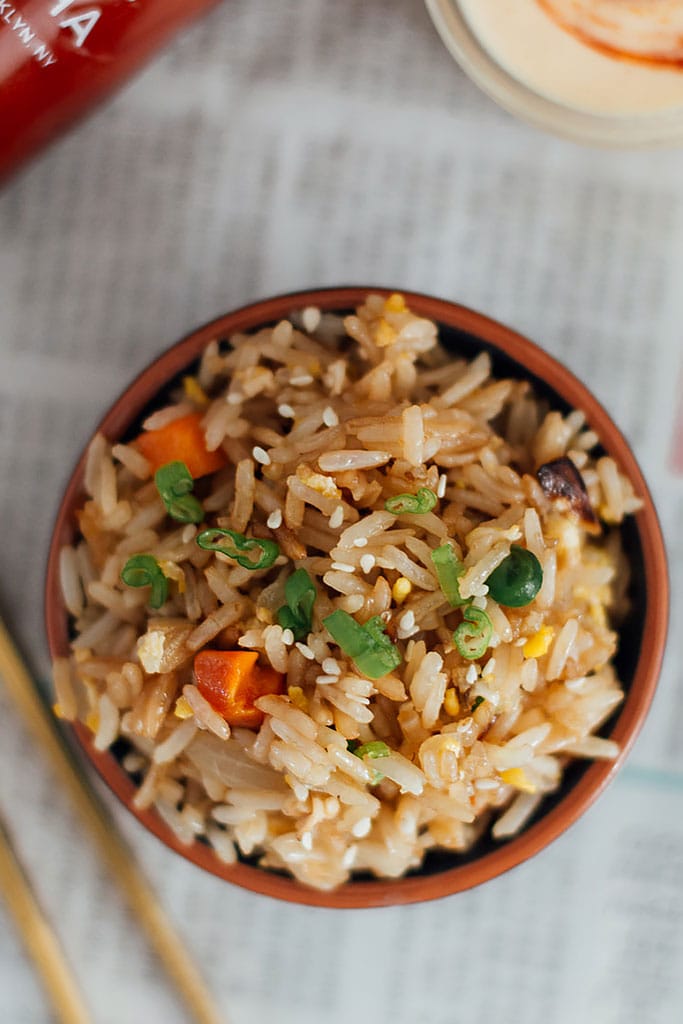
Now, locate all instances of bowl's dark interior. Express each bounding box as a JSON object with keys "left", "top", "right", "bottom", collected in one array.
[{"left": 91, "top": 313, "right": 646, "bottom": 880}]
